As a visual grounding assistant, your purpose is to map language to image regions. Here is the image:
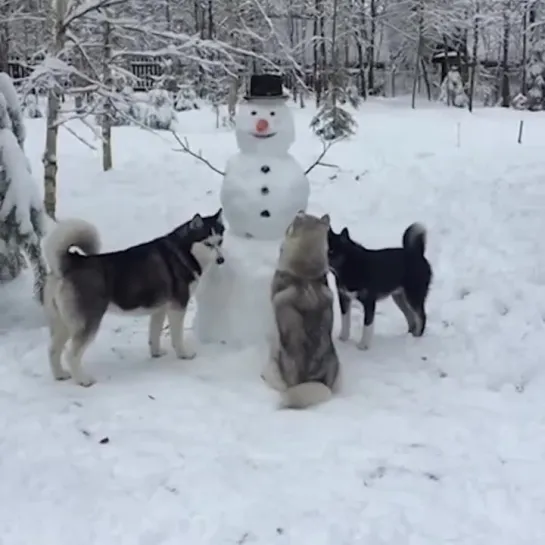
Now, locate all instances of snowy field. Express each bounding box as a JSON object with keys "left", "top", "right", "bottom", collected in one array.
[{"left": 1, "top": 98, "right": 545, "bottom": 544}]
